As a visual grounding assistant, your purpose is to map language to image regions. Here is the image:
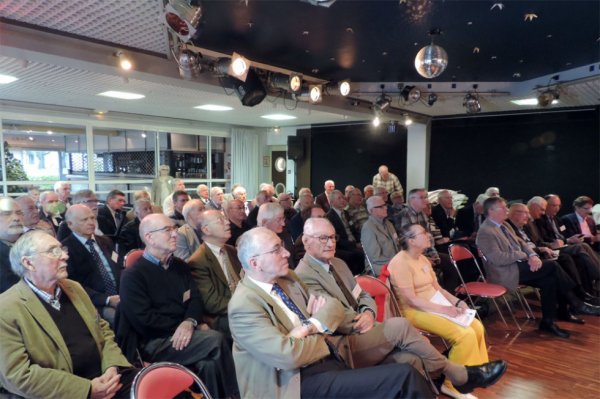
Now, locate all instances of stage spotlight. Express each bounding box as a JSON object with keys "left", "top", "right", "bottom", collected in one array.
[
  {"left": 115, "top": 51, "right": 132, "bottom": 71},
  {"left": 270, "top": 73, "right": 303, "bottom": 94},
  {"left": 309, "top": 85, "right": 322, "bottom": 103},
  {"left": 164, "top": 0, "right": 203, "bottom": 43},
  {"left": 227, "top": 68, "right": 267, "bottom": 107},
  {"left": 177, "top": 48, "right": 202, "bottom": 80},
  {"left": 463, "top": 92, "right": 481, "bottom": 114},
  {"left": 537, "top": 89, "right": 559, "bottom": 107},
  {"left": 404, "top": 116, "right": 413, "bottom": 126},
  {"left": 427, "top": 93, "right": 438, "bottom": 106},
  {"left": 372, "top": 115, "right": 381, "bottom": 127},
  {"left": 400, "top": 85, "right": 421, "bottom": 103},
  {"left": 338, "top": 80, "right": 351, "bottom": 96},
  {"left": 373, "top": 94, "right": 391, "bottom": 113},
  {"left": 216, "top": 52, "right": 250, "bottom": 82}
]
